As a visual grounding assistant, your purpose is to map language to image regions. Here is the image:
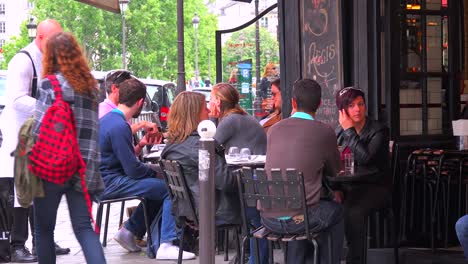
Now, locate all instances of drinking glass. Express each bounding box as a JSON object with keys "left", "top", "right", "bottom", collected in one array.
[
  {"left": 240, "top": 148, "right": 251, "bottom": 160},
  {"left": 227, "top": 147, "right": 240, "bottom": 160},
  {"left": 344, "top": 152, "right": 354, "bottom": 175}
]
